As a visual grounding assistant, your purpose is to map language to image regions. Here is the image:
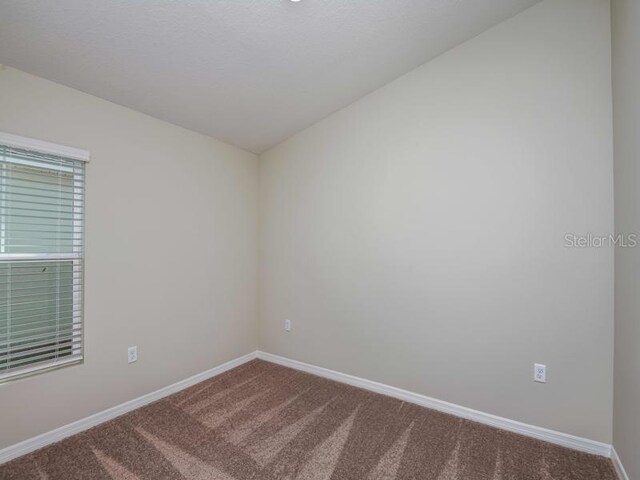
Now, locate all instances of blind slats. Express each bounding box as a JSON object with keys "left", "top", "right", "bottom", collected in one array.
[
  {"left": 0, "top": 143, "right": 85, "bottom": 382},
  {"left": 1, "top": 192, "right": 85, "bottom": 202},
  {"left": 0, "top": 313, "right": 79, "bottom": 332},
  {"left": 0, "top": 330, "right": 82, "bottom": 355},
  {"left": 6, "top": 348, "right": 82, "bottom": 369}
]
